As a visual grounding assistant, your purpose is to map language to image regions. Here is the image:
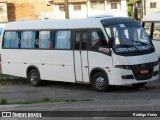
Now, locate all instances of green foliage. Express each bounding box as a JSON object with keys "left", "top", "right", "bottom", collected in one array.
[
  {"left": 0, "top": 97, "right": 92, "bottom": 105},
  {"left": 128, "top": 0, "right": 139, "bottom": 16},
  {"left": 128, "top": 0, "right": 138, "bottom": 4},
  {"left": 0, "top": 98, "right": 8, "bottom": 105},
  {"left": 0, "top": 73, "right": 27, "bottom": 85},
  {"left": 41, "top": 97, "right": 50, "bottom": 102}
]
